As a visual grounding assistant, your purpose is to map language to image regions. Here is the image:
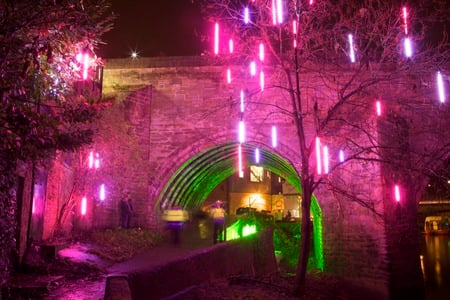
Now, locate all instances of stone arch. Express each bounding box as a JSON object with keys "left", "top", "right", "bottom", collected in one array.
[{"left": 155, "top": 141, "right": 324, "bottom": 270}]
